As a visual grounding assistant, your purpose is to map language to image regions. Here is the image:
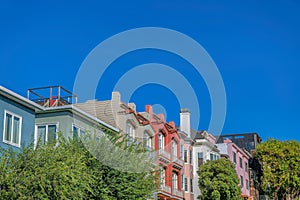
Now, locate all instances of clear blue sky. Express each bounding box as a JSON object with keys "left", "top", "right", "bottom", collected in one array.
[{"left": 1, "top": 1, "right": 299, "bottom": 142}]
